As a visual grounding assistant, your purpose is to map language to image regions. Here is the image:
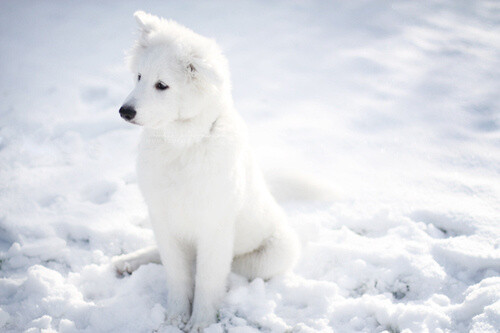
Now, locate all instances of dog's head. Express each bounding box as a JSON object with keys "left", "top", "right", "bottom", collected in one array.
[{"left": 120, "top": 11, "right": 231, "bottom": 144}]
